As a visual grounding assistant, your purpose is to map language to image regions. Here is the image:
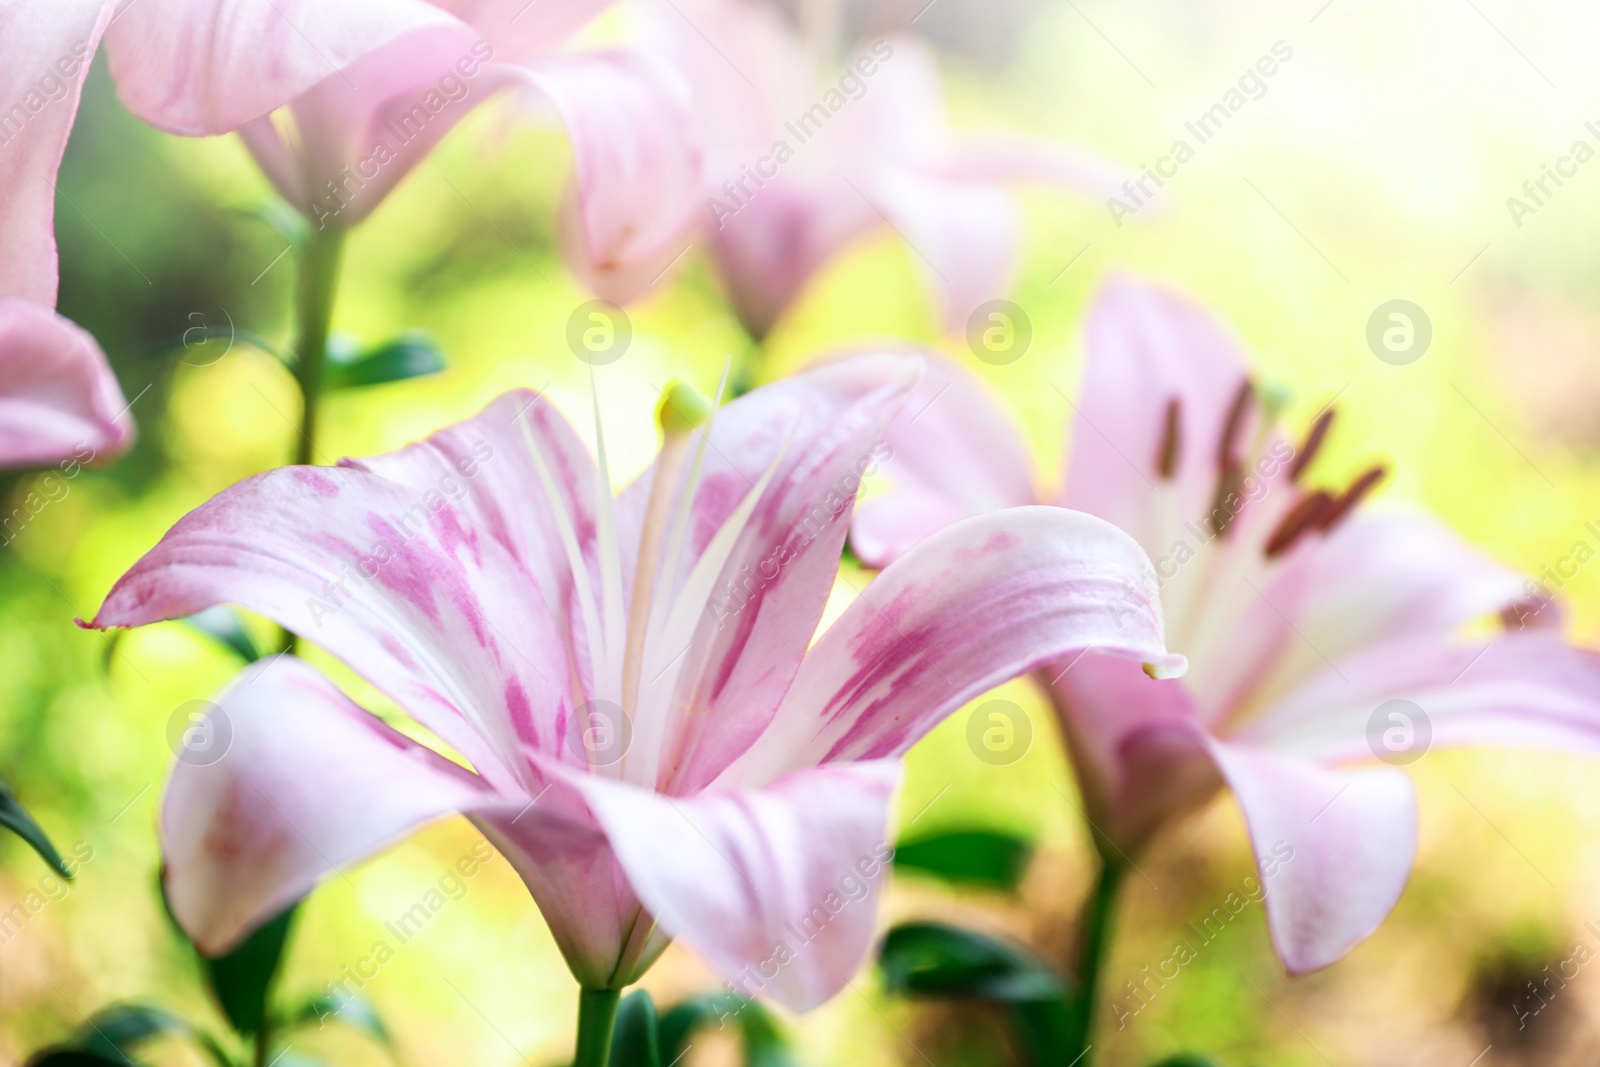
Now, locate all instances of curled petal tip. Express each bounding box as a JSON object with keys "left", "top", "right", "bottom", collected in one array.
[{"left": 1143, "top": 653, "right": 1188, "bottom": 680}]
